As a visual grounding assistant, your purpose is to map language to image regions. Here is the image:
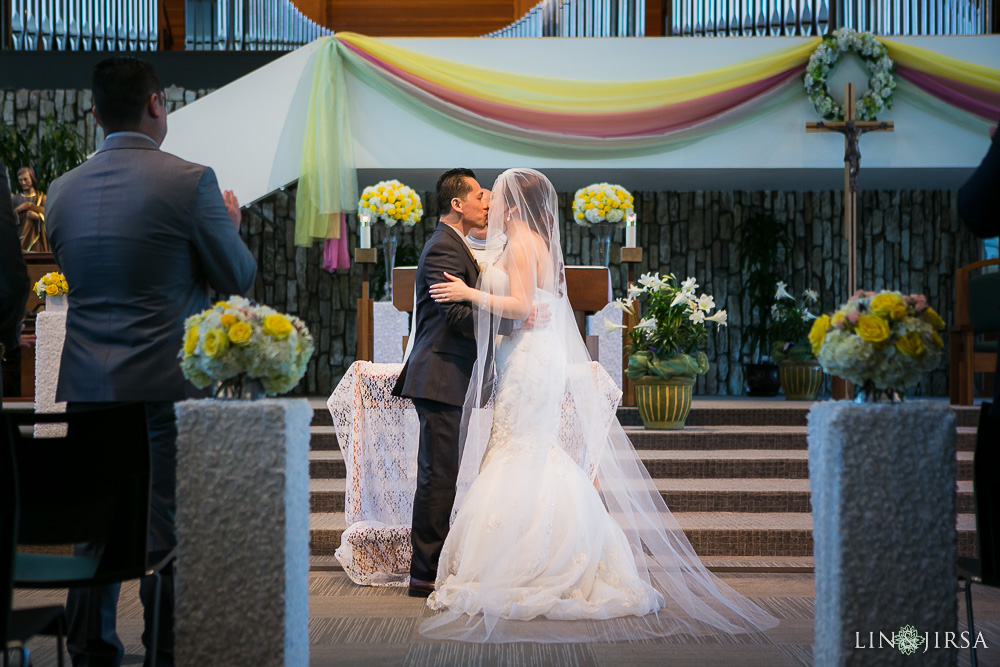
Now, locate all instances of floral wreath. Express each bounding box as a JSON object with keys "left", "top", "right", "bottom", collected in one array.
[{"left": 804, "top": 28, "right": 896, "bottom": 122}]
